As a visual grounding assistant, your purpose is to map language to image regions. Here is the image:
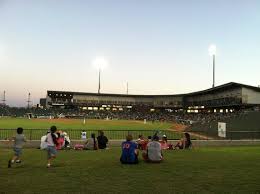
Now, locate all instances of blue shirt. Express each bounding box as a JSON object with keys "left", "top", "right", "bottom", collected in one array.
[{"left": 121, "top": 141, "right": 138, "bottom": 163}]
